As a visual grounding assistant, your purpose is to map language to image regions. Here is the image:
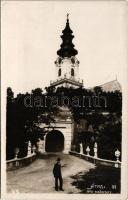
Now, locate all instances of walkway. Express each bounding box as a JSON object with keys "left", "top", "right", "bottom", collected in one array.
[{"left": 7, "top": 153, "right": 95, "bottom": 193}]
